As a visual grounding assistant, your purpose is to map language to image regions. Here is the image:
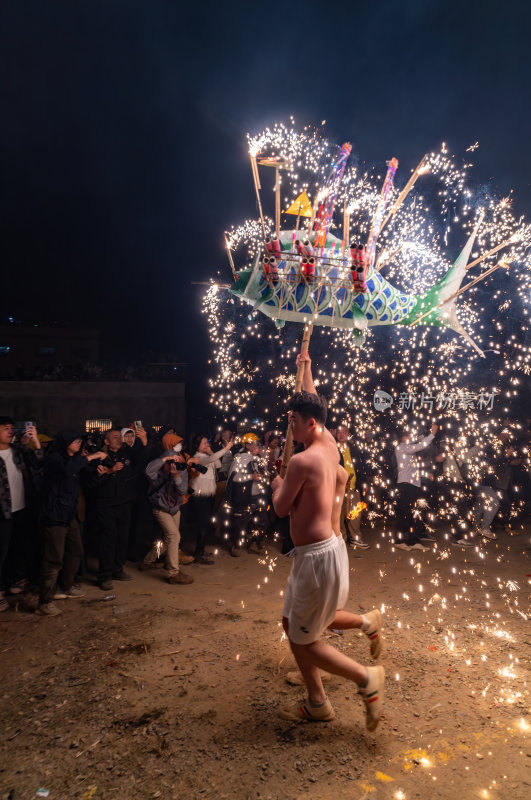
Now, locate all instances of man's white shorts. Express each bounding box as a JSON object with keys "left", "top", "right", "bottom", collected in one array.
[{"left": 283, "top": 534, "right": 349, "bottom": 645}]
